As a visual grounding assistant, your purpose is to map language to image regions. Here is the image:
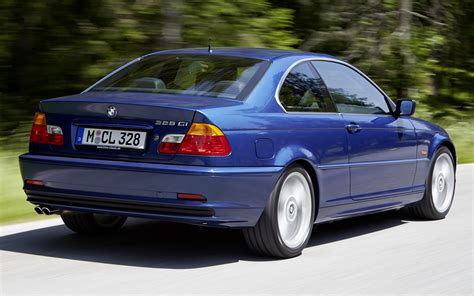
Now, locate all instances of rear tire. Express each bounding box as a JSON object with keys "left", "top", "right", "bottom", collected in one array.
[
  {"left": 408, "top": 147, "right": 456, "bottom": 219},
  {"left": 61, "top": 212, "right": 127, "bottom": 234},
  {"left": 243, "top": 165, "right": 316, "bottom": 258}
]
